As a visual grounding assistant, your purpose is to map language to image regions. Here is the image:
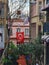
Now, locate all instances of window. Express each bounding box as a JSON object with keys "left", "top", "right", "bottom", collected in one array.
[
  {"left": 38, "top": 1, "right": 43, "bottom": 20},
  {"left": 38, "top": 1, "right": 42, "bottom": 13},
  {"left": 46, "top": 12, "right": 49, "bottom": 21},
  {"left": 0, "top": 4, "right": 4, "bottom": 18},
  {"left": 39, "top": 13, "right": 43, "bottom": 20},
  {"left": 0, "top": 10, "right": 1, "bottom": 15},
  {"left": 10, "top": 28, "right": 12, "bottom": 35},
  {"left": 0, "top": 8, "right": 4, "bottom": 17},
  {"left": 17, "top": 28, "right": 21, "bottom": 32},
  {"left": 25, "top": 29, "right": 29, "bottom": 35},
  {"left": 8, "top": 28, "right": 12, "bottom": 36},
  {"left": 0, "top": 33, "right": 2, "bottom": 42},
  {"left": 38, "top": 25, "right": 41, "bottom": 34},
  {"left": 1, "top": 8, "right": 4, "bottom": 17}
]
